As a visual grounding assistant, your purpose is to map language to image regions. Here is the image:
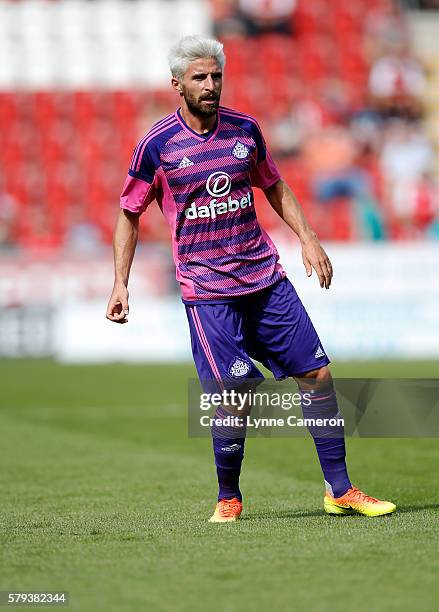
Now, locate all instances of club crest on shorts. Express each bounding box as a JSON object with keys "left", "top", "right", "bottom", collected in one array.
[
  {"left": 232, "top": 140, "right": 249, "bottom": 159},
  {"left": 229, "top": 357, "right": 251, "bottom": 378}
]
